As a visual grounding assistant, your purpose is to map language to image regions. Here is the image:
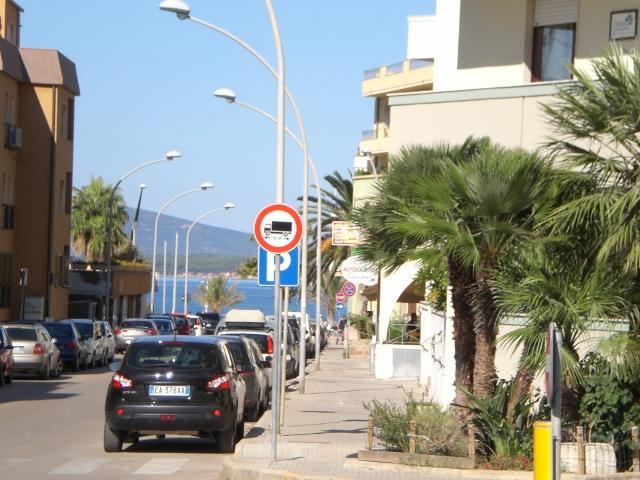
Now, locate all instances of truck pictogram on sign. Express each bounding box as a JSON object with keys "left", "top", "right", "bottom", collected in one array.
[{"left": 264, "top": 221, "right": 292, "bottom": 239}]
